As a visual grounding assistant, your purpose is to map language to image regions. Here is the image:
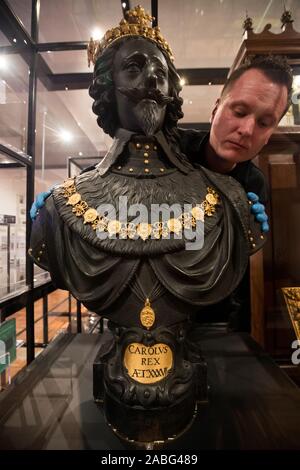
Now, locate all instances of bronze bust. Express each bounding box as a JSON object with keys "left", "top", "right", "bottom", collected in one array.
[{"left": 30, "top": 5, "right": 265, "bottom": 447}]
